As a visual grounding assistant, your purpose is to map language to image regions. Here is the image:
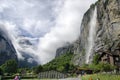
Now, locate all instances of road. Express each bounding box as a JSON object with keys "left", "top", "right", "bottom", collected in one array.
[
  {"left": 8, "top": 78, "right": 81, "bottom": 80},
  {"left": 59, "top": 77, "right": 81, "bottom": 80}
]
